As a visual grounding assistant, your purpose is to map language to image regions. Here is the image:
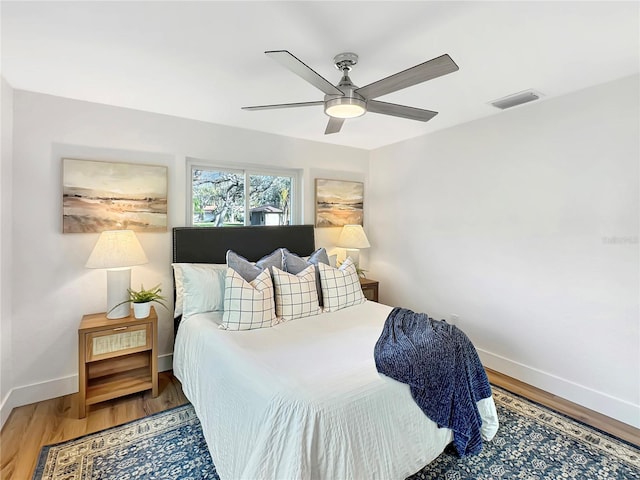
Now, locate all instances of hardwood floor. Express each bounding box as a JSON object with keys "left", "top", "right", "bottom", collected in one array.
[
  {"left": 1, "top": 369, "right": 638, "bottom": 479},
  {"left": 0, "top": 372, "right": 188, "bottom": 480},
  {"left": 486, "top": 368, "right": 640, "bottom": 445}
]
